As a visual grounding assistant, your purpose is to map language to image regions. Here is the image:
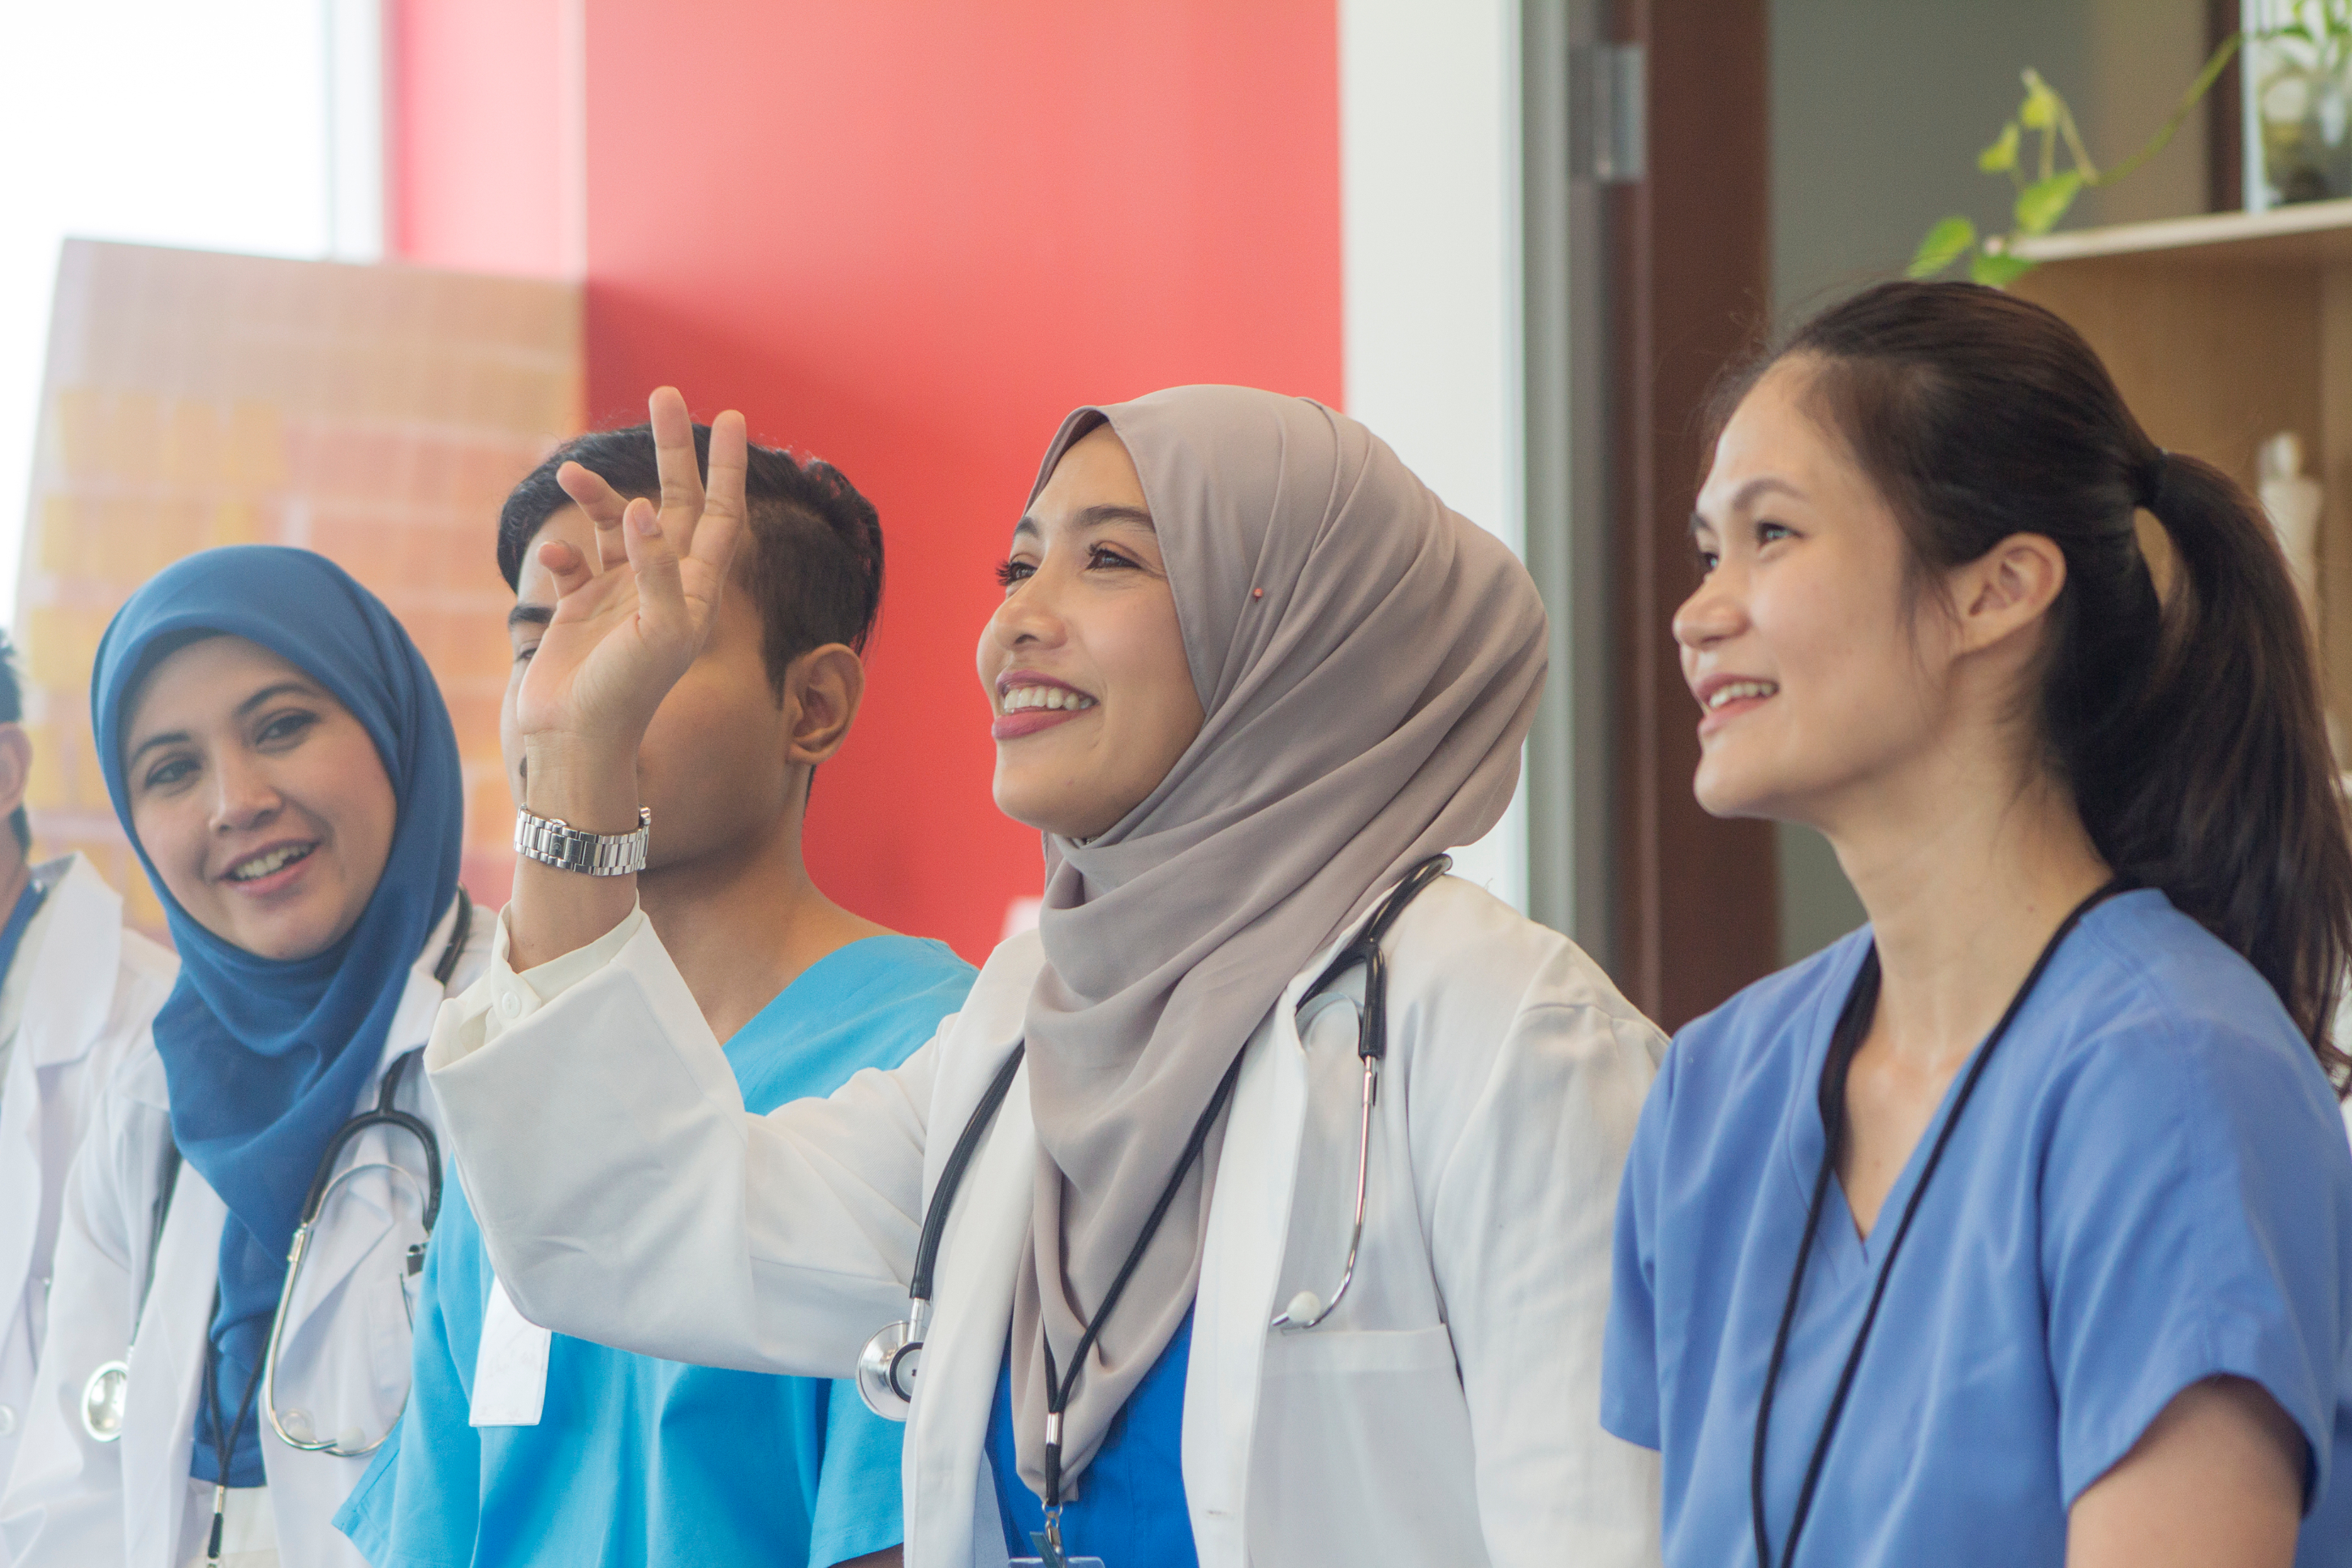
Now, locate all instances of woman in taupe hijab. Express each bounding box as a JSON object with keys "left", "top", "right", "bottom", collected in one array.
[{"left": 428, "top": 384, "right": 1668, "bottom": 1568}]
